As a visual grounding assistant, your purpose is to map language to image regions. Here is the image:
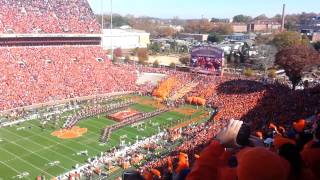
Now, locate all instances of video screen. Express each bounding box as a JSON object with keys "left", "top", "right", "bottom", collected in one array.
[{"left": 190, "top": 56, "right": 223, "bottom": 71}]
